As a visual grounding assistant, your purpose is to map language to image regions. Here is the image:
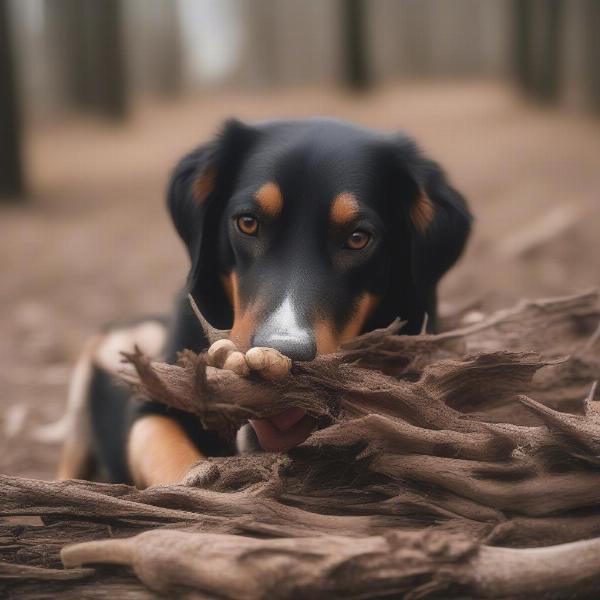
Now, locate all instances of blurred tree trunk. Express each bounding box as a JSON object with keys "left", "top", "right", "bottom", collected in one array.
[
  {"left": 0, "top": 0, "right": 25, "bottom": 200},
  {"left": 341, "top": 0, "right": 370, "bottom": 90},
  {"left": 153, "top": 1, "right": 183, "bottom": 97},
  {"left": 533, "top": 0, "right": 564, "bottom": 102},
  {"left": 46, "top": 0, "right": 128, "bottom": 119},
  {"left": 511, "top": 0, "right": 564, "bottom": 103},
  {"left": 511, "top": 0, "right": 533, "bottom": 91},
  {"left": 82, "top": 0, "right": 128, "bottom": 118},
  {"left": 46, "top": 0, "right": 88, "bottom": 108},
  {"left": 584, "top": 0, "right": 600, "bottom": 112},
  {"left": 241, "top": 0, "right": 280, "bottom": 86}
]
